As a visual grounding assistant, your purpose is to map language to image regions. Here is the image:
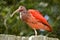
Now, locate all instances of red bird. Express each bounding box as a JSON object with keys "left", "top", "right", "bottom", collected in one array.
[{"left": 10, "top": 6, "right": 52, "bottom": 36}]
